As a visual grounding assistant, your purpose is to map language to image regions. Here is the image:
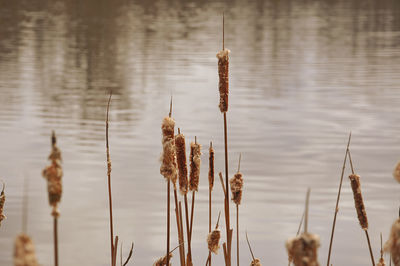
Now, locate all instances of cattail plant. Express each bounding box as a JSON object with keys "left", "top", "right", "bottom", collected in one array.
[
  {"left": 42, "top": 131, "right": 63, "bottom": 266},
  {"left": 14, "top": 234, "right": 39, "bottom": 266},
  {"left": 217, "top": 13, "right": 233, "bottom": 266},
  {"left": 208, "top": 142, "right": 215, "bottom": 266},
  {"left": 377, "top": 233, "right": 386, "bottom": 266},
  {"left": 0, "top": 181, "right": 5, "bottom": 226},
  {"left": 286, "top": 189, "right": 320, "bottom": 266},
  {"left": 246, "top": 232, "right": 262, "bottom": 266},
  {"left": 153, "top": 245, "right": 181, "bottom": 266},
  {"left": 384, "top": 210, "right": 400, "bottom": 266},
  {"left": 393, "top": 161, "right": 400, "bottom": 183},
  {"left": 288, "top": 212, "right": 305, "bottom": 266},
  {"left": 230, "top": 154, "right": 243, "bottom": 266},
  {"left": 206, "top": 212, "right": 221, "bottom": 265},
  {"left": 347, "top": 149, "right": 375, "bottom": 266}
]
